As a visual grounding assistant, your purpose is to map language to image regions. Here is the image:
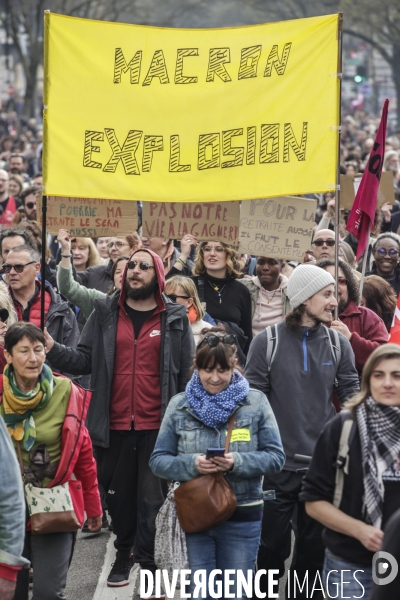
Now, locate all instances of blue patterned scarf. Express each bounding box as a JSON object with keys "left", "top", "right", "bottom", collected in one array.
[{"left": 186, "top": 370, "right": 249, "bottom": 429}]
